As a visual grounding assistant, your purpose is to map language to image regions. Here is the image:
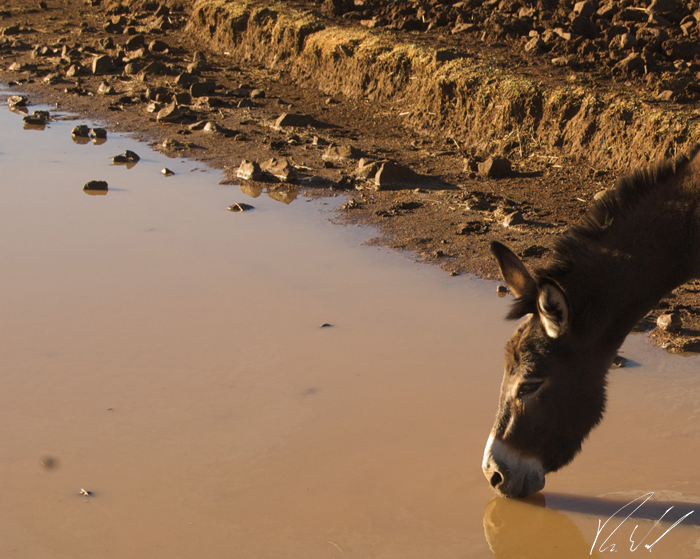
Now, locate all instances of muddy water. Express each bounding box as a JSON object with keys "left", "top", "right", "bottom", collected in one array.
[{"left": 1, "top": 96, "right": 700, "bottom": 559}]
